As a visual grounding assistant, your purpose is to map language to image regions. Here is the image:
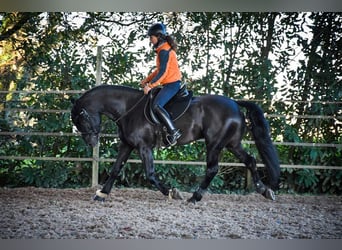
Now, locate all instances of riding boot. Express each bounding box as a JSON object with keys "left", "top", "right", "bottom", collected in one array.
[{"left": 154, "top": 105, "right": 181, "bottom": 146}]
